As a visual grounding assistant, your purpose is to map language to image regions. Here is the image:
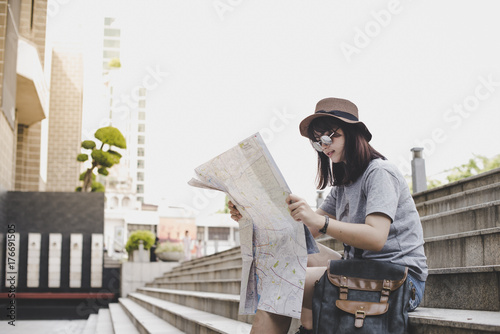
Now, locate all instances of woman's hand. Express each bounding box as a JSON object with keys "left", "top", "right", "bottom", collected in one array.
[
  {"left": 228, "top": 200, "right": 242, "bottom": 222},
  {"left": 286, "top": 194, "right": 323, "bottom": 232}
]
